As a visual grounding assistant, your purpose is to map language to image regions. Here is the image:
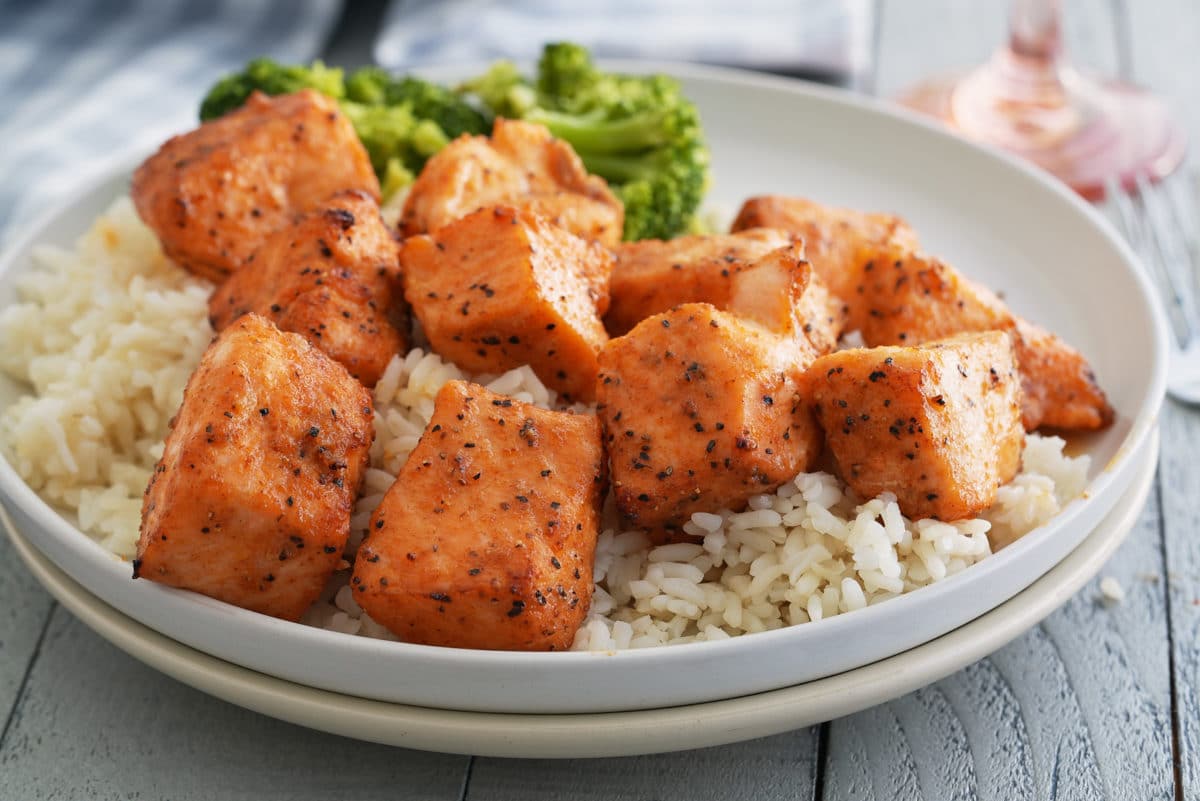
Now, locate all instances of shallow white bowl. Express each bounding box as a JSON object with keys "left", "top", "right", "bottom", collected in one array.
[
  {"left": 2, "top": 432, "right": 1159, "bottom": 757},
  {"left": 0, "top": 63, "right": 1166, "bottom": 714}
]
